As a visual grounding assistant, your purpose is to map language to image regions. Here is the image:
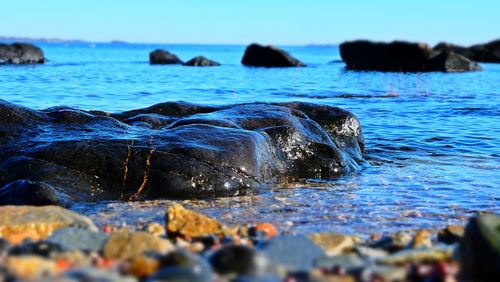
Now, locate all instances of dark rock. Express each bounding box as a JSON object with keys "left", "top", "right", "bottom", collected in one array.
[
  {"left": 0, "top": 42, "right": 45, "bottom": 64},
  {"left": 9, "top": 241, "right": 64, "bottom": 258},
  {"left": 0, "top": 238, "right": 11, "bottom": 255},
  {"left": 149, "top": 49, "right": 183, "bottom": 65},
  {"left": 259, "top": 235, "right": 325, "bottom": 272},
  {"left": 210, "top": 245, "right": 267, "bottom": 276},
  {"left": 0, "top": 99, "right": 364, "bottom": 202},
  {"left": 47, "top": 227, "right": 109, "bottom": 252},
  {"left": 460, "top": 214, "right": 500, "bottom": 281},
  {"left": 183, "top": 56, "right": 220, "bottom": 66},
  {"left": 340, "top": 40, "right": 481, "bottom": 72},
  {"left": 437, "top": 225, "right": 464, "bottom": 244},
  {"left": 435, "top": 39, "right": 500, "bottom": 63},
  {"left": 150, "top": 250, "right": 213, "bottom": 282},
  {"left": 241, "top": 43, "right": 305, "bottom": 67},
  {"left": 0, "top": 180, "right": 62, "bottom": 206}
]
